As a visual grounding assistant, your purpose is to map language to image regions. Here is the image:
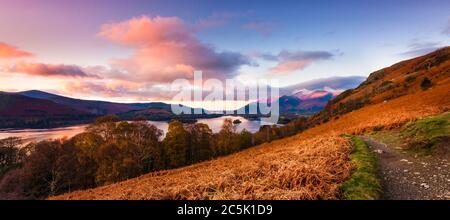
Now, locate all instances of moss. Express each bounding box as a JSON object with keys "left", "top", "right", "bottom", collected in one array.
[{"left": 341, "top": 136, "right": 381, "bottom": 200}]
